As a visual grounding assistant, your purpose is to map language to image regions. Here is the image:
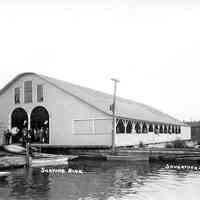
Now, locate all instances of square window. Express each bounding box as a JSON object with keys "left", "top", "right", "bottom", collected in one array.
[
  {"left": 14, "top": 87, "right": 20, "bottom": 104},
  {"left": 24, "top": 81, "right": 32, "bottom": 103},
  {"left": 37, "top": 84, "right": 44, "bottom": 102}
]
